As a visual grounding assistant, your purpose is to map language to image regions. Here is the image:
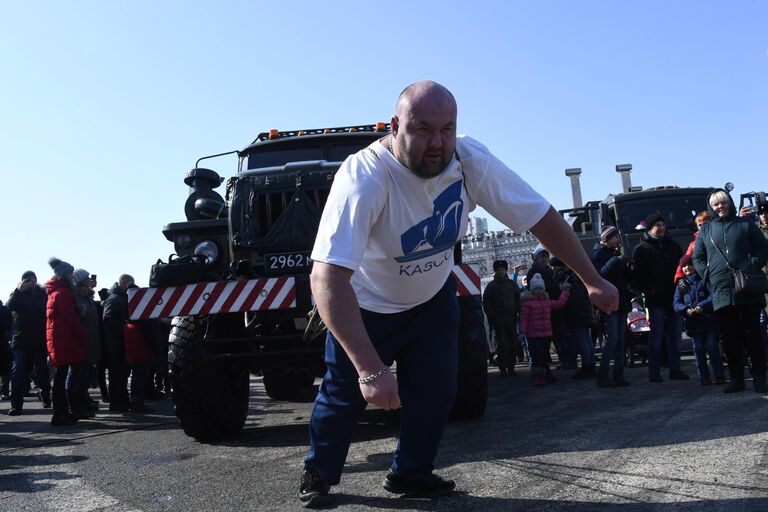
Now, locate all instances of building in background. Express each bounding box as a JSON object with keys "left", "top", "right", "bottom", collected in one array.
[
  {"left": 467, "top": 217, "right": 488, "bottom": 237},
  {"left": 461, "top": 216, "right": 539, "bottom": 279}
]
